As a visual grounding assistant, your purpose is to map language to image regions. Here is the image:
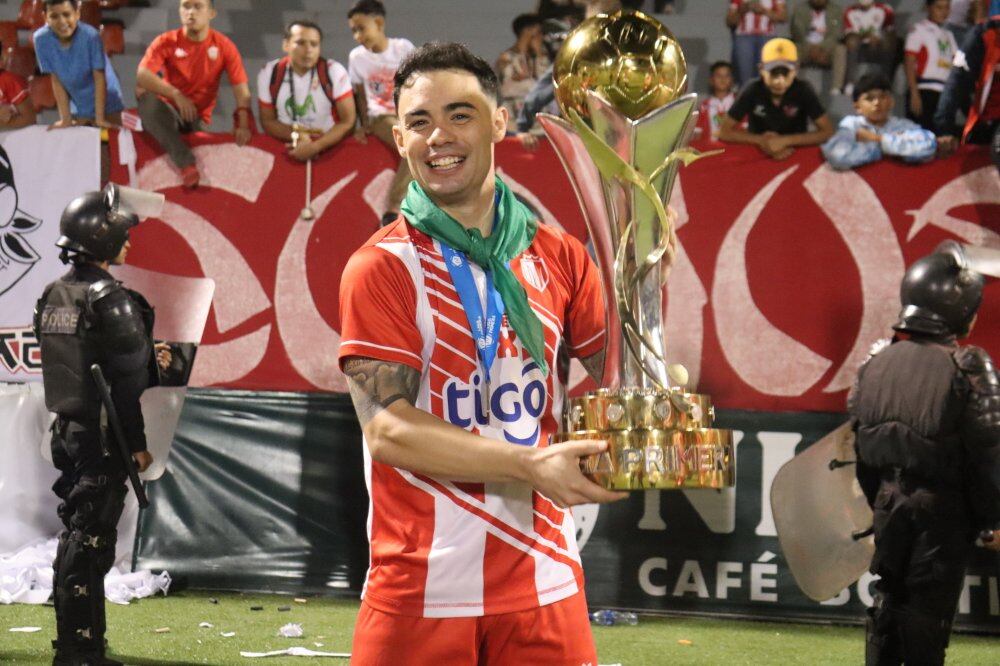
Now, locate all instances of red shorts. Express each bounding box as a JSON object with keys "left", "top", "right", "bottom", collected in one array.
[{"left": 350, "top": 591, "right": 598, "bottom": 666}]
